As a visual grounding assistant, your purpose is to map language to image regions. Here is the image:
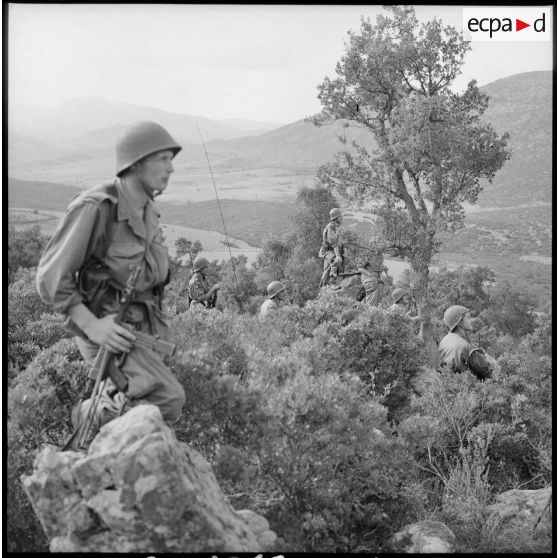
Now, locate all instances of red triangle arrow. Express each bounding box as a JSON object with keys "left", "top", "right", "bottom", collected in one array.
[{"left": 516, "top": 19, "right": 530, "bottom": 31}]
